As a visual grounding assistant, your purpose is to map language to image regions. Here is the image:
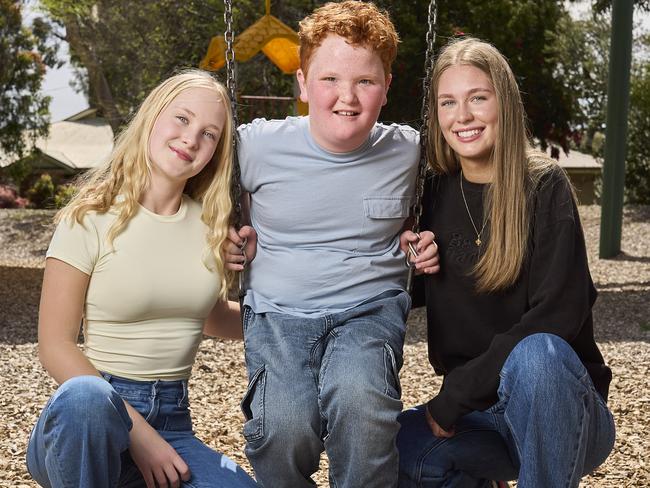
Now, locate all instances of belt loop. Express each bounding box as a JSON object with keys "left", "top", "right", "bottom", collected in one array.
[
  {"left": 151, "top": 380, "right": 159, "bottom": 399},
  {"left": 100, "top": 371, "right": 112, "bottom": 383},
  {"left": 182, "top": 380, "right": 189, "bottom": 405}
]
